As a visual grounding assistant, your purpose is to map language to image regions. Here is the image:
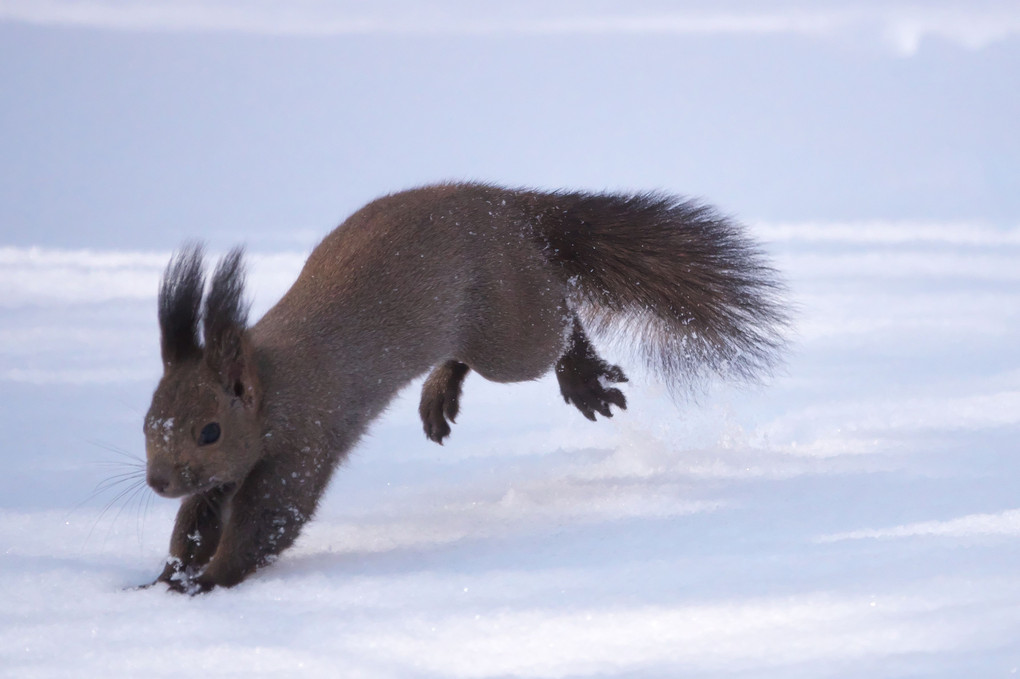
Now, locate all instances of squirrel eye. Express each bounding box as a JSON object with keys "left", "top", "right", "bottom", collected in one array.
[{"left": 198, "top": 422, "right": 221, "bottom": 446}]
